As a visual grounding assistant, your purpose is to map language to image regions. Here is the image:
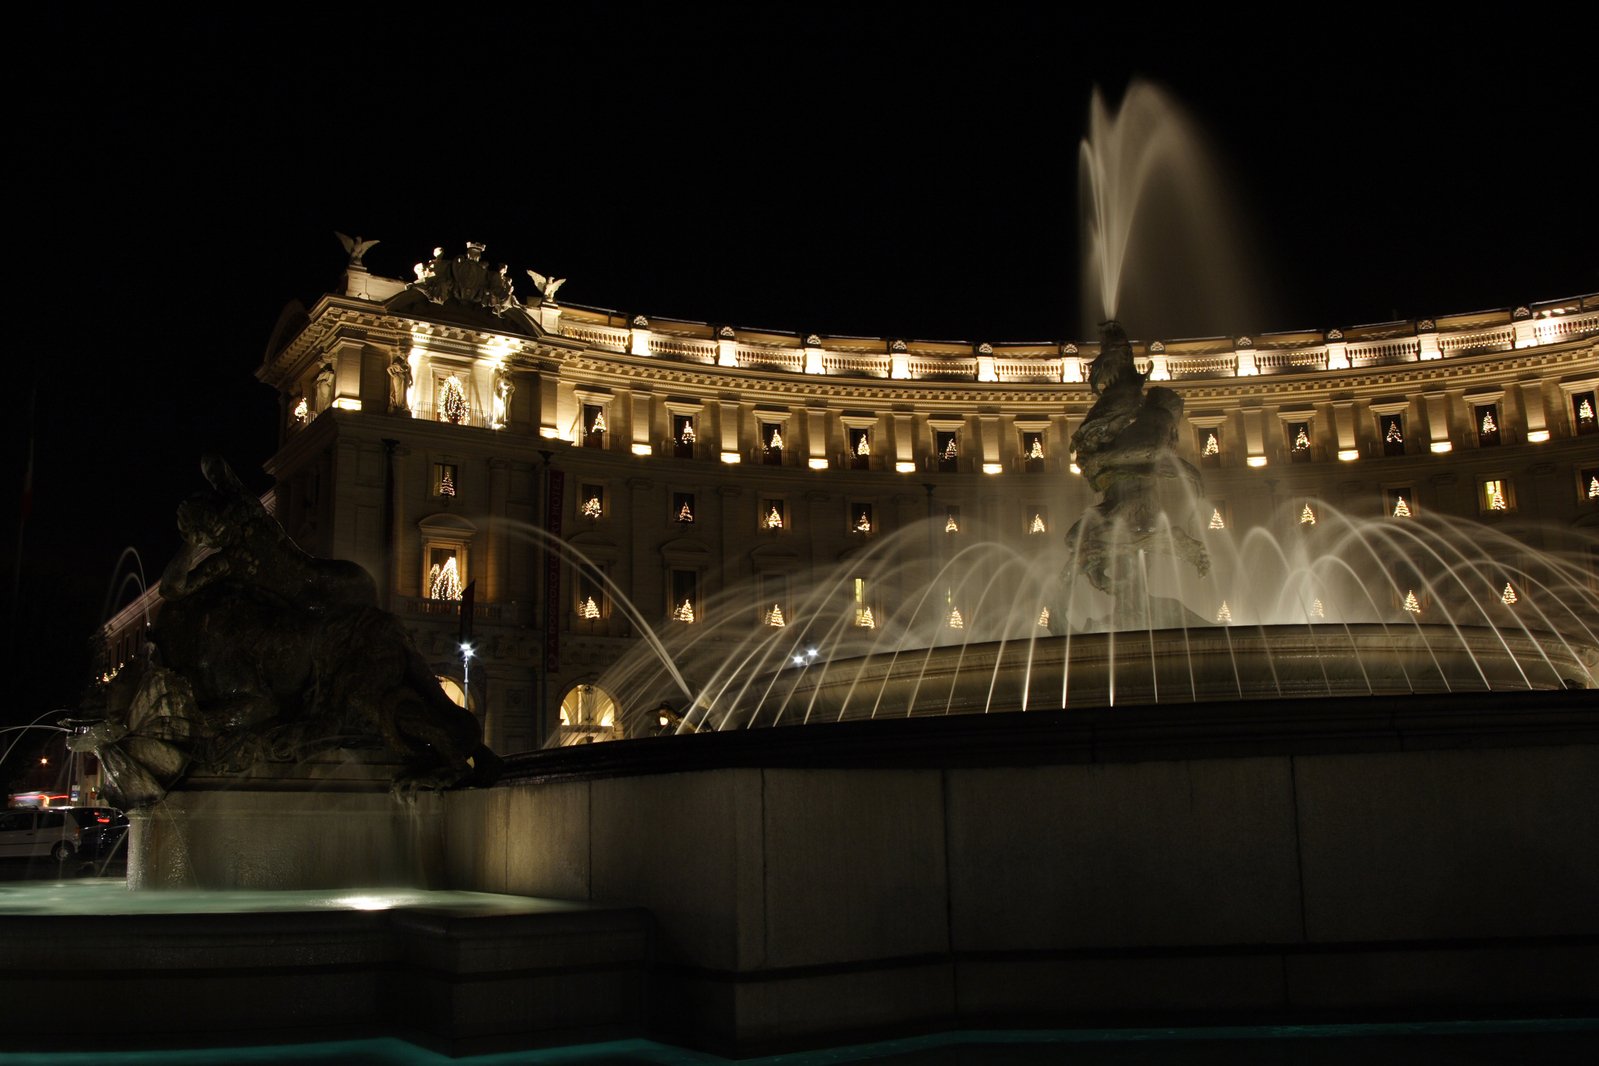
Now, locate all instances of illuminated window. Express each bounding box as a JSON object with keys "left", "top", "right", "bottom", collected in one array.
[
  {"left": 946, "top": 592, "right": 965, "bottom": 629},
  {"left": 670, "top": 570, "right": 698, "bottom": 623},
  {"left": 1480, "top": 478, "right": 1514, "bottom": 513},
  {"left": 436, "top": 675, "right": 467, "bottom": 709},
  {"left": 761, "top": 574, "right": 788, "bottom": 627},
  {"left": 582, "top": 404, "right": 607, "bottom": 448},
  {"left": 672, "top": 492, "right": 695, "bottom": 524},
  {"left": 1574, "top": 391, "right": 1597, "bottom": 436},
  {"left": 1022, "top": 431, "right": 1046, "bottom": 473},
  {"left": 936, "top": 430, "right": 959, "bottom": 473},
  {"left": 426, "top": 545, "right": 466, "bottom": 601},
  {"left": 672, "top": 414, "right": 697, "bottom": 458},
  {"left": 849, "top": 427, "right": 871, "bottom": 470},
  {"left": 576, "top": 567, "right": 606, "bottom": 621},
  {"left": 1581, "top": 467, "right": 1599, "bottom": 503},
  {"left": 437, "top": 374, "right": 469, "bottom": 425},
  {"left": 852, "top": 577, "right": 875, "bottom": 628},
  {"left": 852, "top": 503, "right": 874, "bottom": 534},
  {"left": 944, "top": 507, "right": 960, "bottom": 534},
  {"left": 1381, "top": 414, "right": 1406, "bottom": 456},
  {"left": 1197, "top": 426, "right": 1221, "bottom": 467},
  {"left": 556, "top": 683, "right": 622, "bottom": 745},
  {"left": 432, "top": 463, "right": 457, "bottom": 498},
  {"left": 1475, "top": 404, "right": 1501, "bottom": 447},
  {"left": 763, "top": 499, "right": 785, "bottom": 531},
  {"left": 1287, "top": 421, "right": 1312, "bottom": 462},
  {"left": 580, "top": 484, "right": 604, "bottom": 520},
  {"left": 761, "top": 421, "right": 784, "bottom": 465},
  {"left": 1026, "top": 507, "right": 1048, "bottom": 535},
  {"left": 1388, "top": 488, "right": 1414, "bottom": 519}
]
